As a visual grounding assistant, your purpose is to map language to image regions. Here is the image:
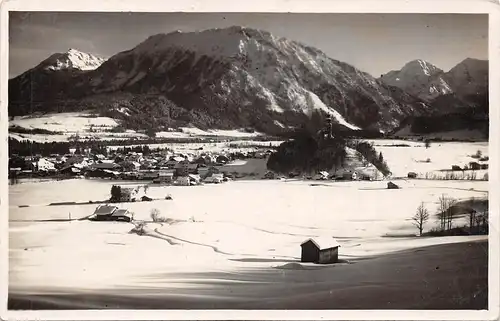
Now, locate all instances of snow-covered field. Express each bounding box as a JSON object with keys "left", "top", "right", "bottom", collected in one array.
[
  {"left": 394, "top": 126, "right": 486, "bottom": 141},
  {"left": 9, "top": 112, "right": 266, "bottom": 142},
  {"left": 370, "top": 139, "right": 488, "bottom": 178},
  {"left": 9, "top": 178, "right": 487, "bottom": 294},
  {"left": 107, "top": 140, "right": 283, "bottom": 154},
  {"left": 9, "top": 112, "right": 132, "bottom": 142},
  {"left": 157, "top": 128, "right": 264, "bottom": 138}
]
